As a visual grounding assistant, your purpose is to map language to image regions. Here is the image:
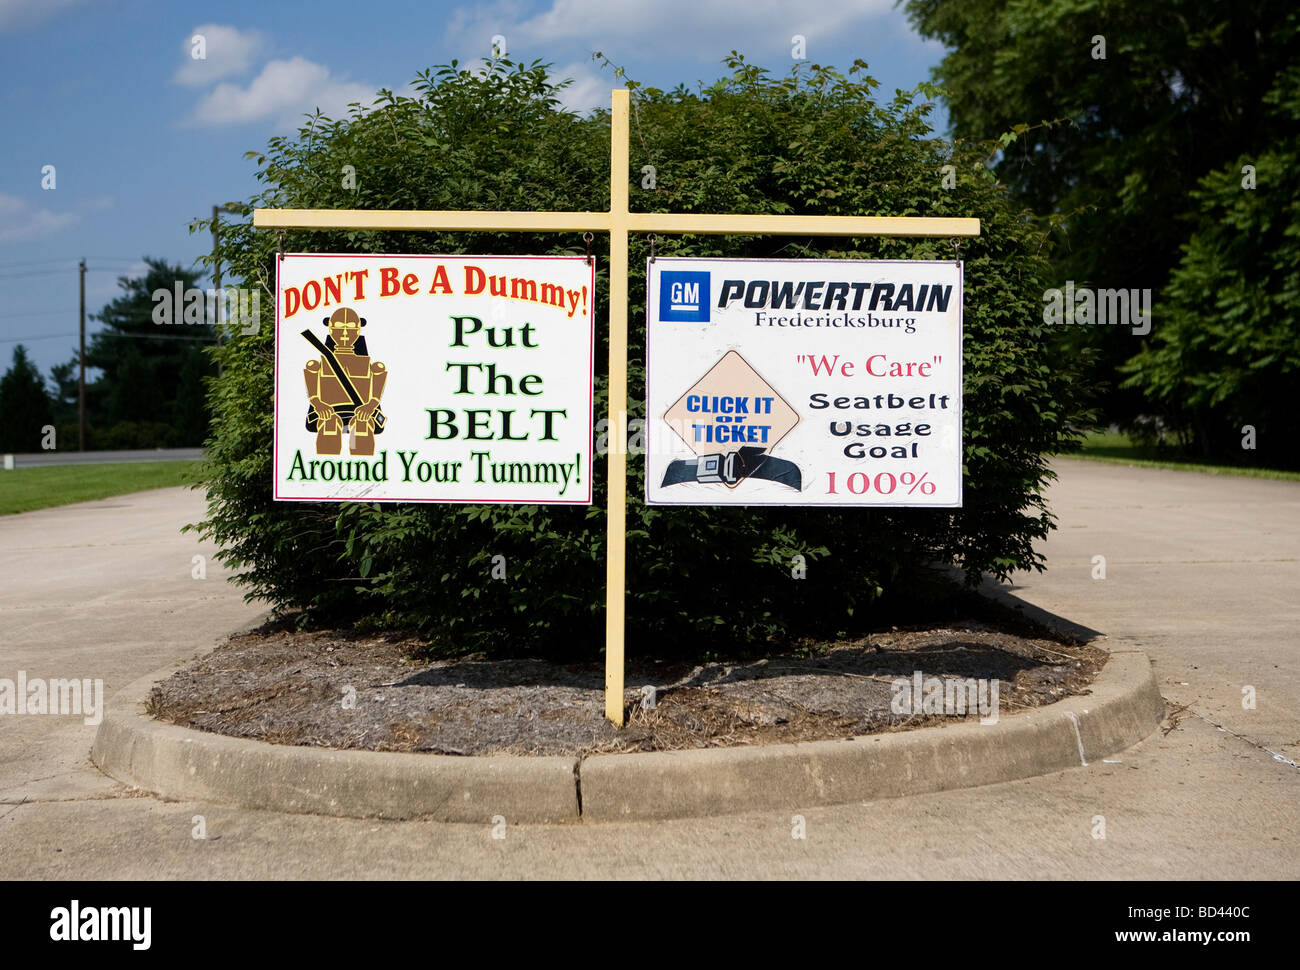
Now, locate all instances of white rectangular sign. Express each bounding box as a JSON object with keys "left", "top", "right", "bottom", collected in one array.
[
  {"left": 646, "top": 257, "right": 962, "bottom": 506},
  {"left": 274, "top": 253, "right": 594, "bottom": 504}
]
